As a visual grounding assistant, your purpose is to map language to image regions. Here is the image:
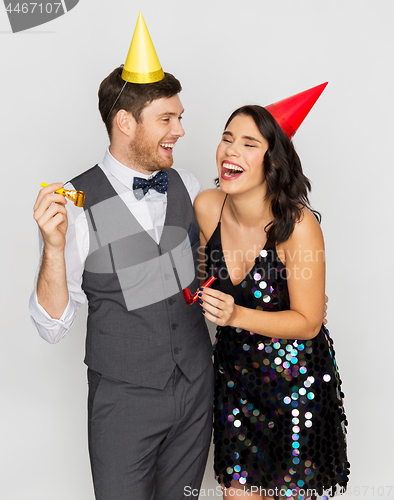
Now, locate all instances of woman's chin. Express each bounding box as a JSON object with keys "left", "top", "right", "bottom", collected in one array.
[
  {"left": 219, "top": 182, "right": 246, "bottom": 196},
  {"left": 218, "top": 179, "right": 233, "bottom": 193},
  {"left": 219, "top": 176, "right": 266, "bottom": 197},
  {"left": 218, "top": 174, "right": 249, "bottom": 192}
]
